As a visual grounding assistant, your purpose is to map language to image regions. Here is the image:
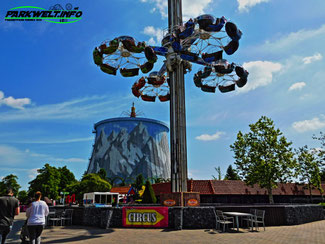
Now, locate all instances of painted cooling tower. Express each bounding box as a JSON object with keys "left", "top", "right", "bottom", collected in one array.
[{"left": 87, "top": 117, "right": 170, "bottom": 183}]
